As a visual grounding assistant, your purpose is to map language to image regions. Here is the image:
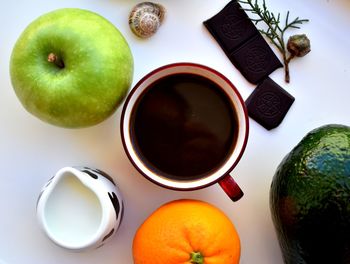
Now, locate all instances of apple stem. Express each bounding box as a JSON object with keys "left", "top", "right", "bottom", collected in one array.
[{"left": 48, "top": 53, "right": 64, "bottom": 69}]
